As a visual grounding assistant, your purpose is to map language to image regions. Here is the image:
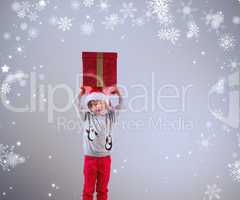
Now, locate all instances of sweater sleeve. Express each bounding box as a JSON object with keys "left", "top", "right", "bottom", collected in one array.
[{"left": 109, "top": 94, "right": 123, "bottom": 119}]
